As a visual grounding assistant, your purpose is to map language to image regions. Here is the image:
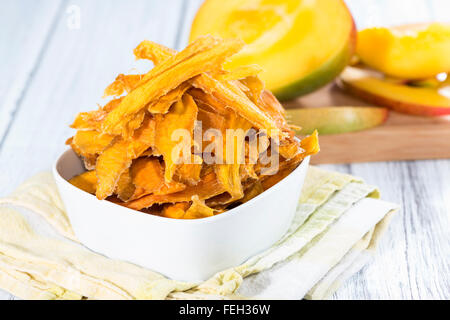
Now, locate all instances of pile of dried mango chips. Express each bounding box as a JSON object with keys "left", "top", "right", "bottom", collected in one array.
[{"left": 67, "top": 36, "right": 319, "bottom": 219}]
